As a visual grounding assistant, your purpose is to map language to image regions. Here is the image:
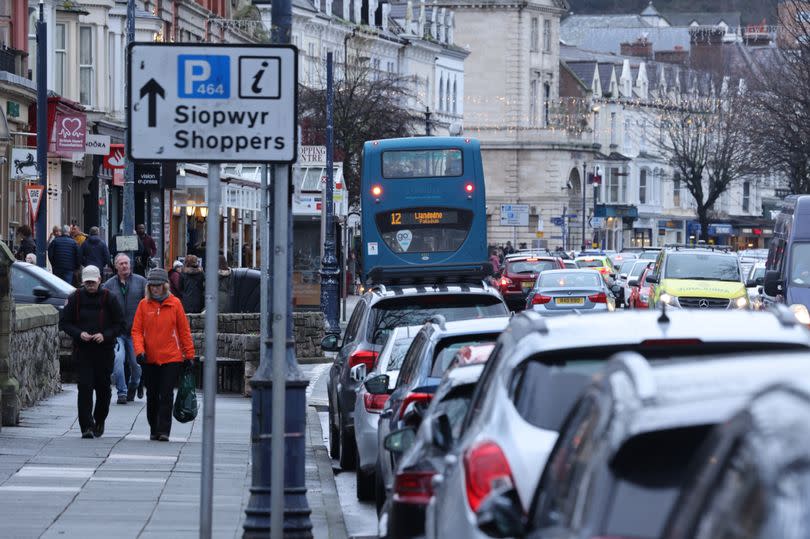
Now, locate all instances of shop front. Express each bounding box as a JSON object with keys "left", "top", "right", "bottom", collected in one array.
[
  {"left": 657, "top": 219, "right": 685, "bottom": 247},
  {"left": 595, "top": 204, "right": 638, "bottom": 251},
  {"left": 687, "top": 222, "right": 735, "bottom": 246}
]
